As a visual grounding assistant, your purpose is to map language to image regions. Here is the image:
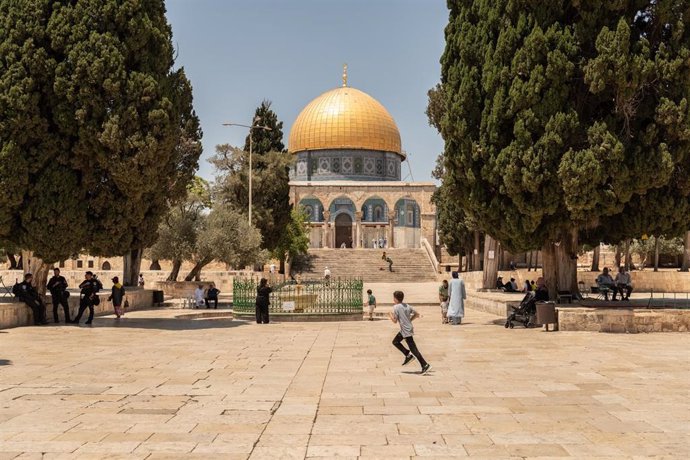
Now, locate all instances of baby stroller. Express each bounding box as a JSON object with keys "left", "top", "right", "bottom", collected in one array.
[{"left": 505, "top": 291, "right": 537, "bottom": 329}]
